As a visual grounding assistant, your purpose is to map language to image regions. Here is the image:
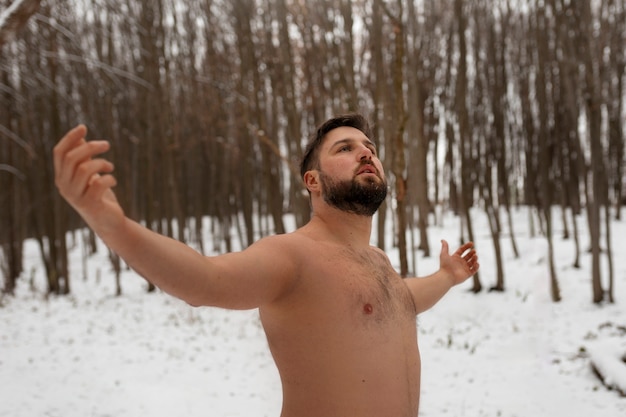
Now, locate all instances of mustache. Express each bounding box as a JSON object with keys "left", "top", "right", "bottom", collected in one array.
[{"left": 354, "top": 160, "right": 384, "bottom": 180}]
